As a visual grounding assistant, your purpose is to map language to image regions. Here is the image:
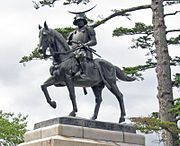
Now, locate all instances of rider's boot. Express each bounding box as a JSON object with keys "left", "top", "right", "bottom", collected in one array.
[
  {"left": 79, "top": 60, "right": 91, "bottom": 80},
  {"left": 80, "top": 61, "right": 90, "bottom": 79},
  {"left": 75, "top": 57, "right": 91, "bottom": 80}
]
